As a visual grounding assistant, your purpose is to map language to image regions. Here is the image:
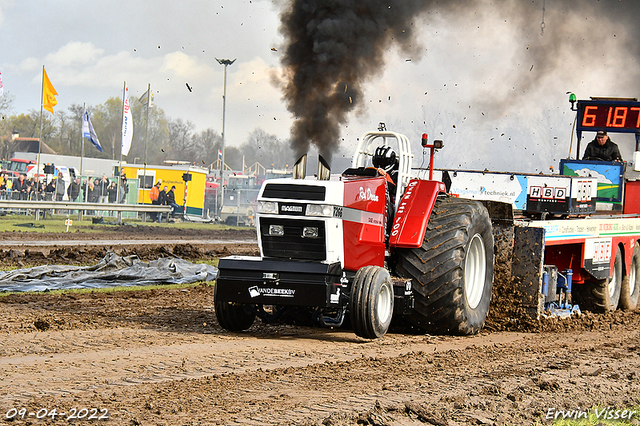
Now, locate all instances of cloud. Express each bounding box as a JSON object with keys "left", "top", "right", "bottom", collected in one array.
[
  {"left": 573, "top": 168, "right": 612, "bottom": 184},
  {"left": 0, "top": 0, "right": 15, "bottom": 29},
  {"left": 44, "top": 42, "right": 105, "bottom": 68},
  {"left": 161, "top": 52, "right": 212, "bottom": 82}
]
